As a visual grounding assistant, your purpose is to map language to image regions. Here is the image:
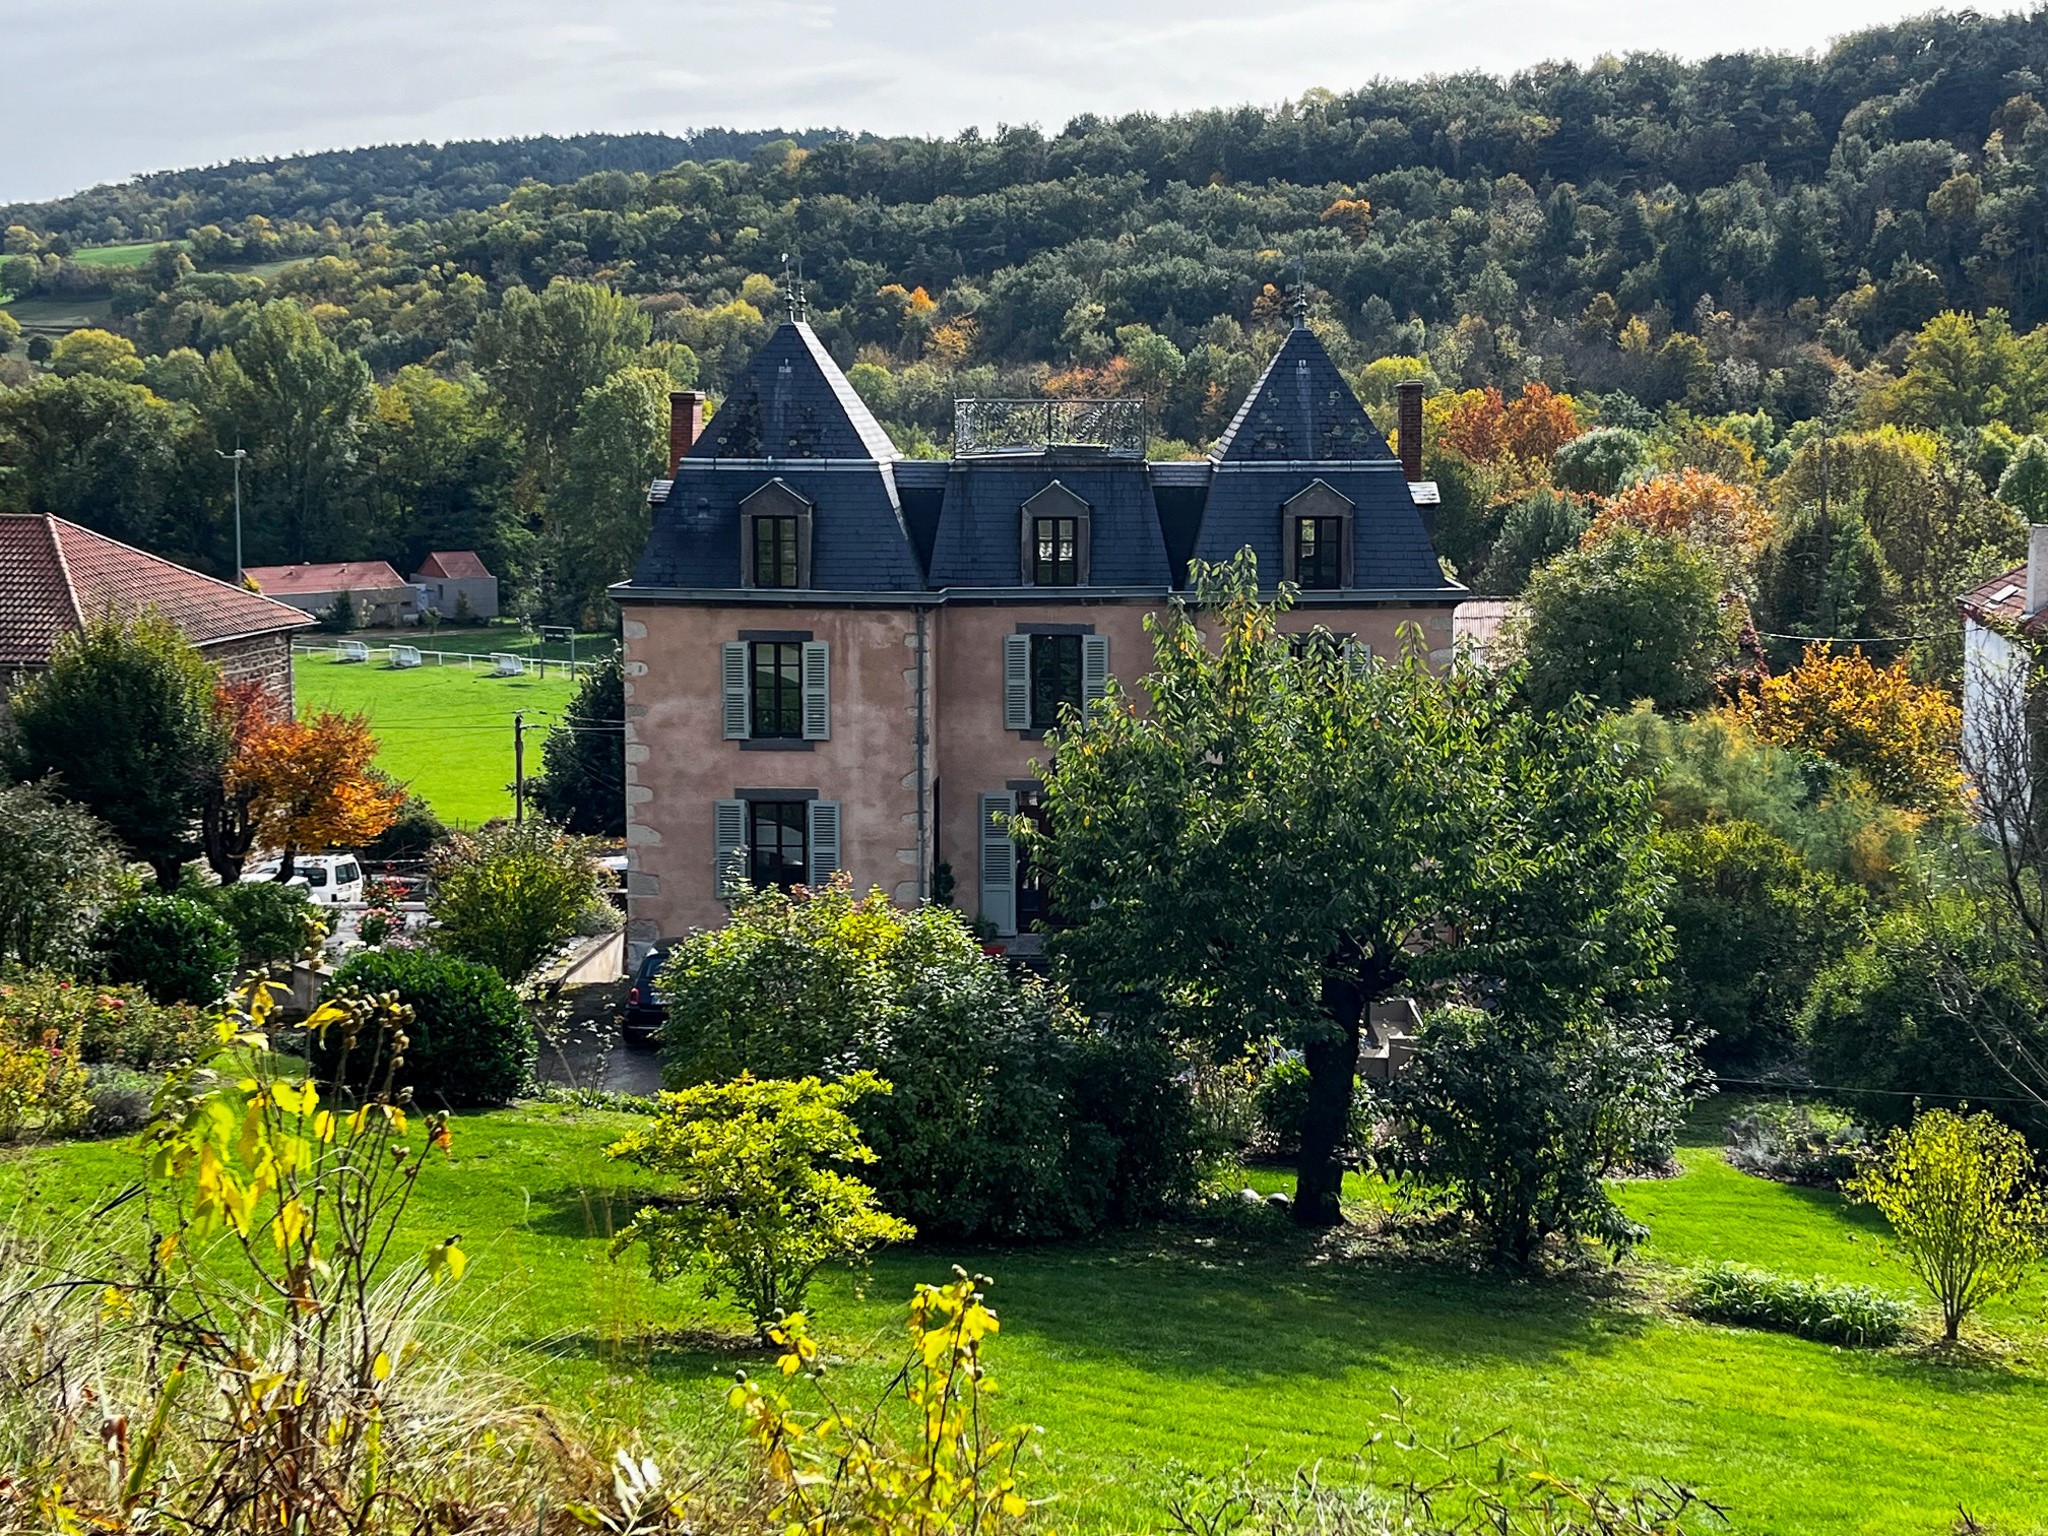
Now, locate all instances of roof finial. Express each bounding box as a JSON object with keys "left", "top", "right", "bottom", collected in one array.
[
  {"left": 1289, "top": 256, "right": 1309, "bottom": 329},
  {"left": 780, "top": 250, "right": 808, "bottom": 323}
]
